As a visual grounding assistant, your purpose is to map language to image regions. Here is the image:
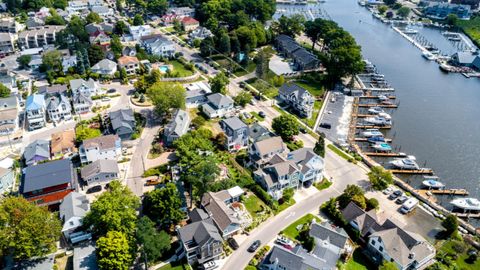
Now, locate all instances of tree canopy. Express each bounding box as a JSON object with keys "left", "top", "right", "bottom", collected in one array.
[
  {"left": 209, "top": 72, "right": 229, "bottom": 94},
  {"left": 0, "top": 83, "right": 11, "bottom": 98},
  {"left": 368, "top": 166, "right": 393, "bottom": 190},
  {"left": 136, "top": 217, "right": 171, "bottom": 263},
  {"left": 147, "top": 82, "right": 186, "bottom": 116},
  {"left": 338, "top": 184, "right": 365, "bottom": 209},
  {"left": 272, "top": 115, "right": 300, "bottom": 141},
  {"left": 313, "top": 133, "right": 325, "bottom": 158},
  {"left": 234, "top": 91, "right": 252, "bottom": 107},
  {"left": 142, "top": 183, "right": 185, "bottom": 227},
  {"left": 379, "top": 261, "right": 399, "bottom": 270},
  {"left": 86, "top": 12, "right": 103, "bottom": 24},
  {"left": 96, "top": 231, "right": 133, "bottom": 270},
  {"left": 441, "top": 214, "right": 459, "bottom": 237},
  {"left": 272, "top": 15, "right": 305, "bottom": 37}
]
